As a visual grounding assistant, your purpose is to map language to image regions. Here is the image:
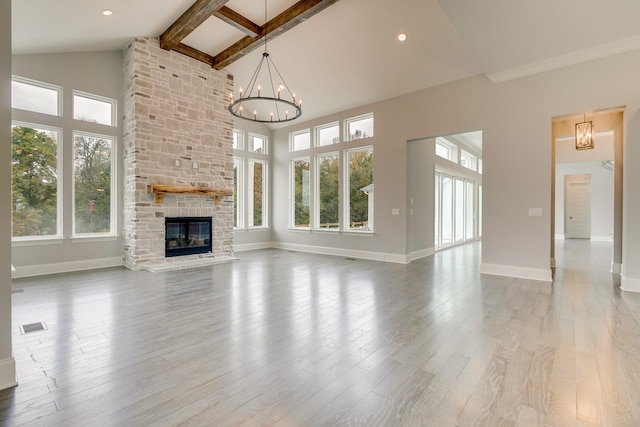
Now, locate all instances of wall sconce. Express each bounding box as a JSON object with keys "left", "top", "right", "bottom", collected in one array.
[{"left": 575, "top": 115, "right": 594, "bottom": 150}]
